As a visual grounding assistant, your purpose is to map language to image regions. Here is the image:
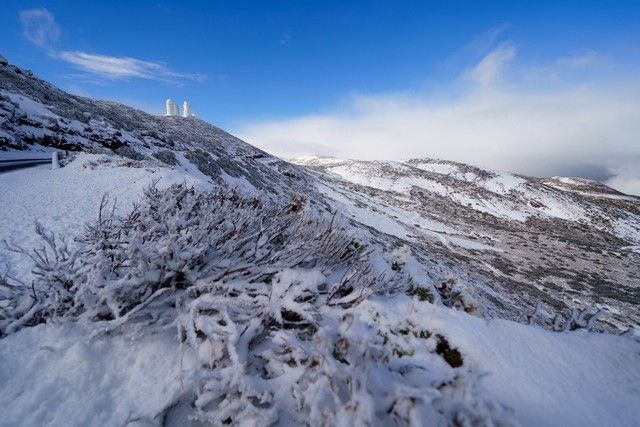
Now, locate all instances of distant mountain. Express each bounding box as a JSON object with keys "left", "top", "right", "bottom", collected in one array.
[{"left": 293, "top": 156, "right": 640, "bottom": 329}]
